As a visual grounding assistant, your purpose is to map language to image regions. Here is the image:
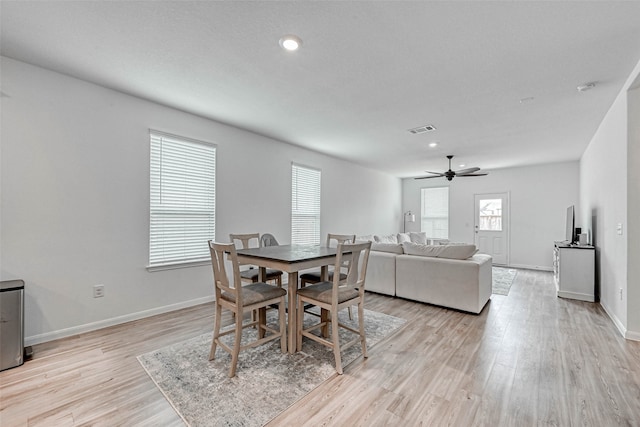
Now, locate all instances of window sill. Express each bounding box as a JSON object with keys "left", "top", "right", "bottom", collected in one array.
[{"left": 147, "top": 259, "right": 211, "bottom": 272}]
